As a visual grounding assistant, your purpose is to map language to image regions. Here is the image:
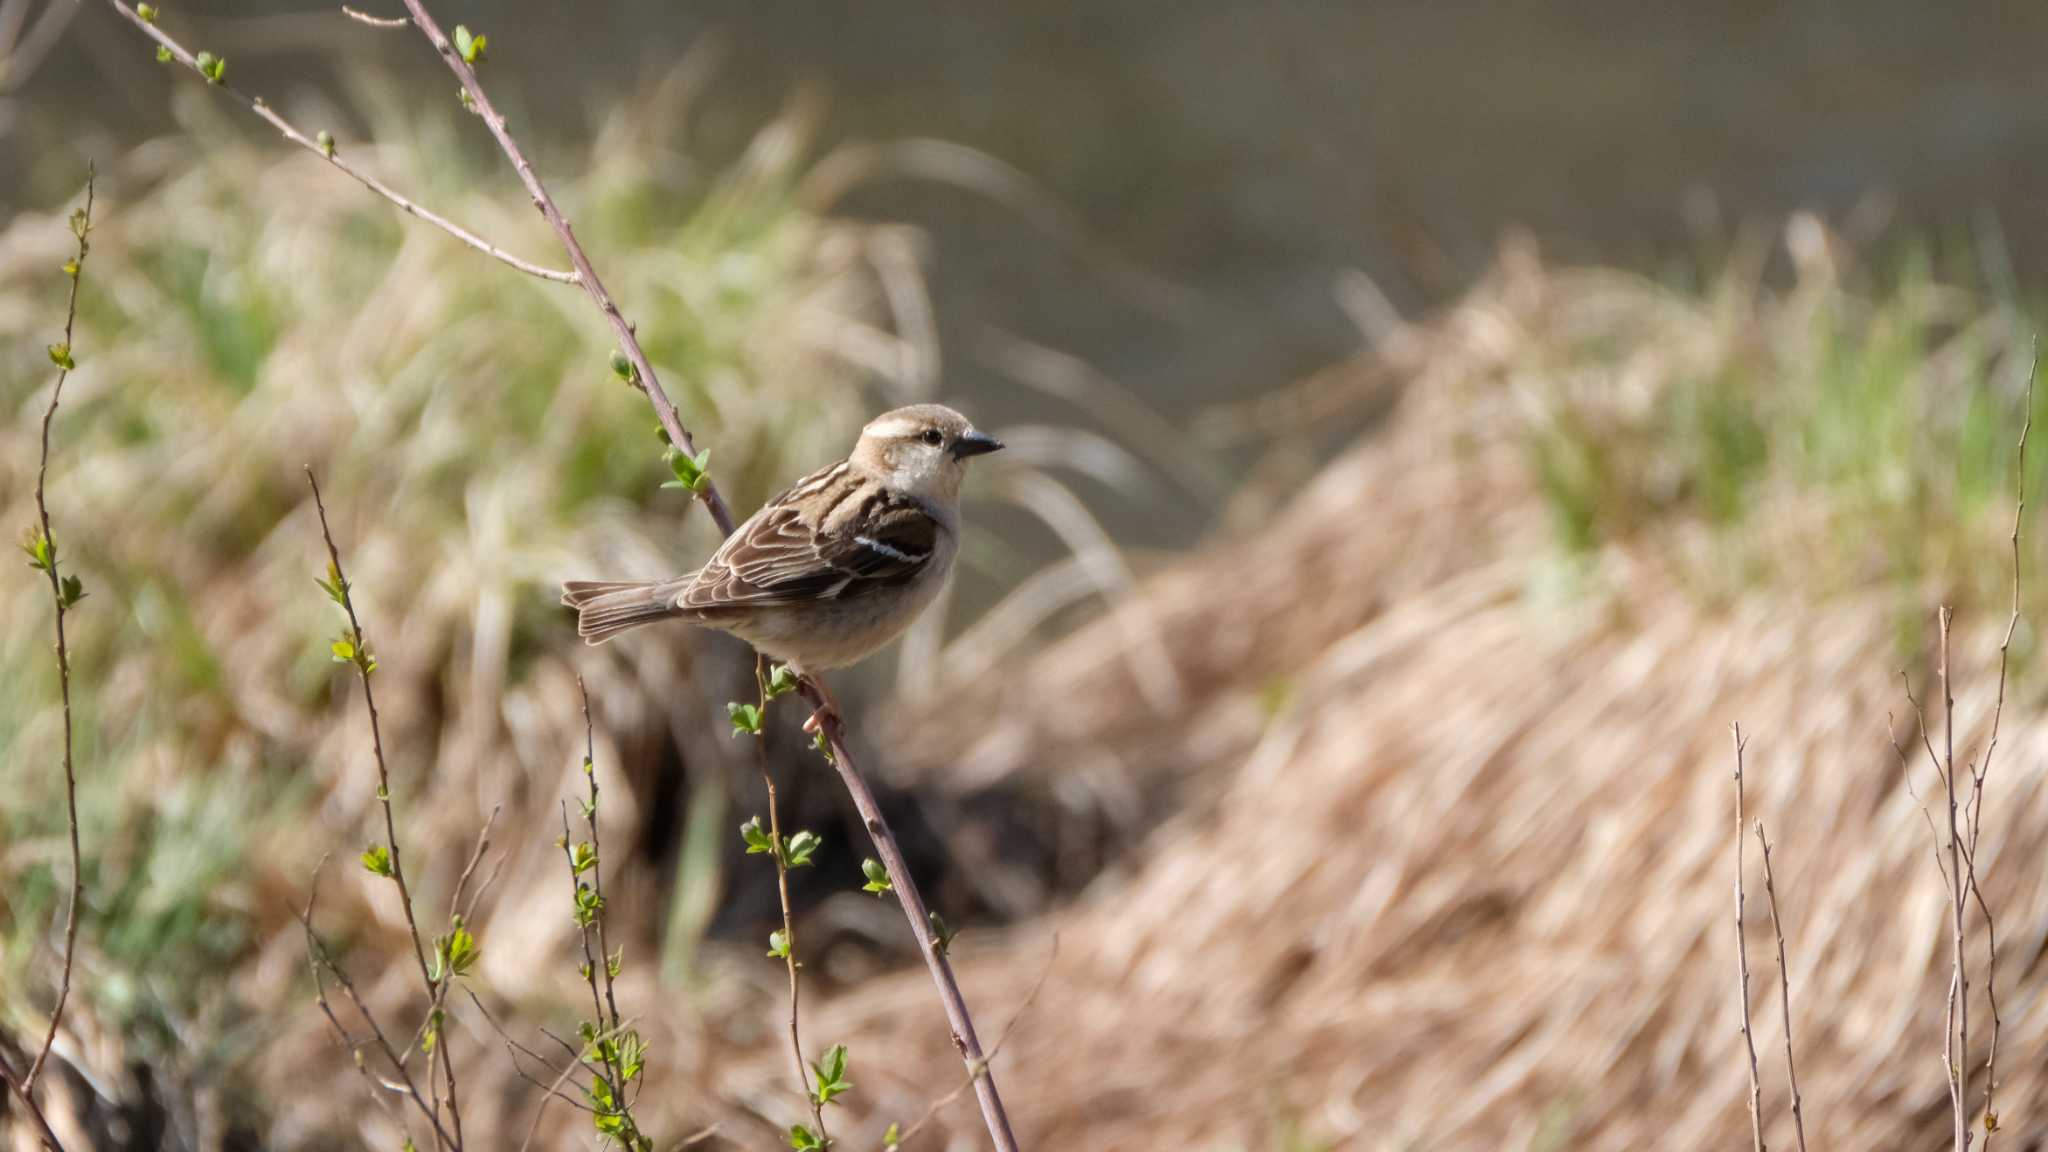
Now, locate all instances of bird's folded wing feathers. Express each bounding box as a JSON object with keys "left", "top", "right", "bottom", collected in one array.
[{"left": 679, "top": 469, "right": 940, "bottom": 610}]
